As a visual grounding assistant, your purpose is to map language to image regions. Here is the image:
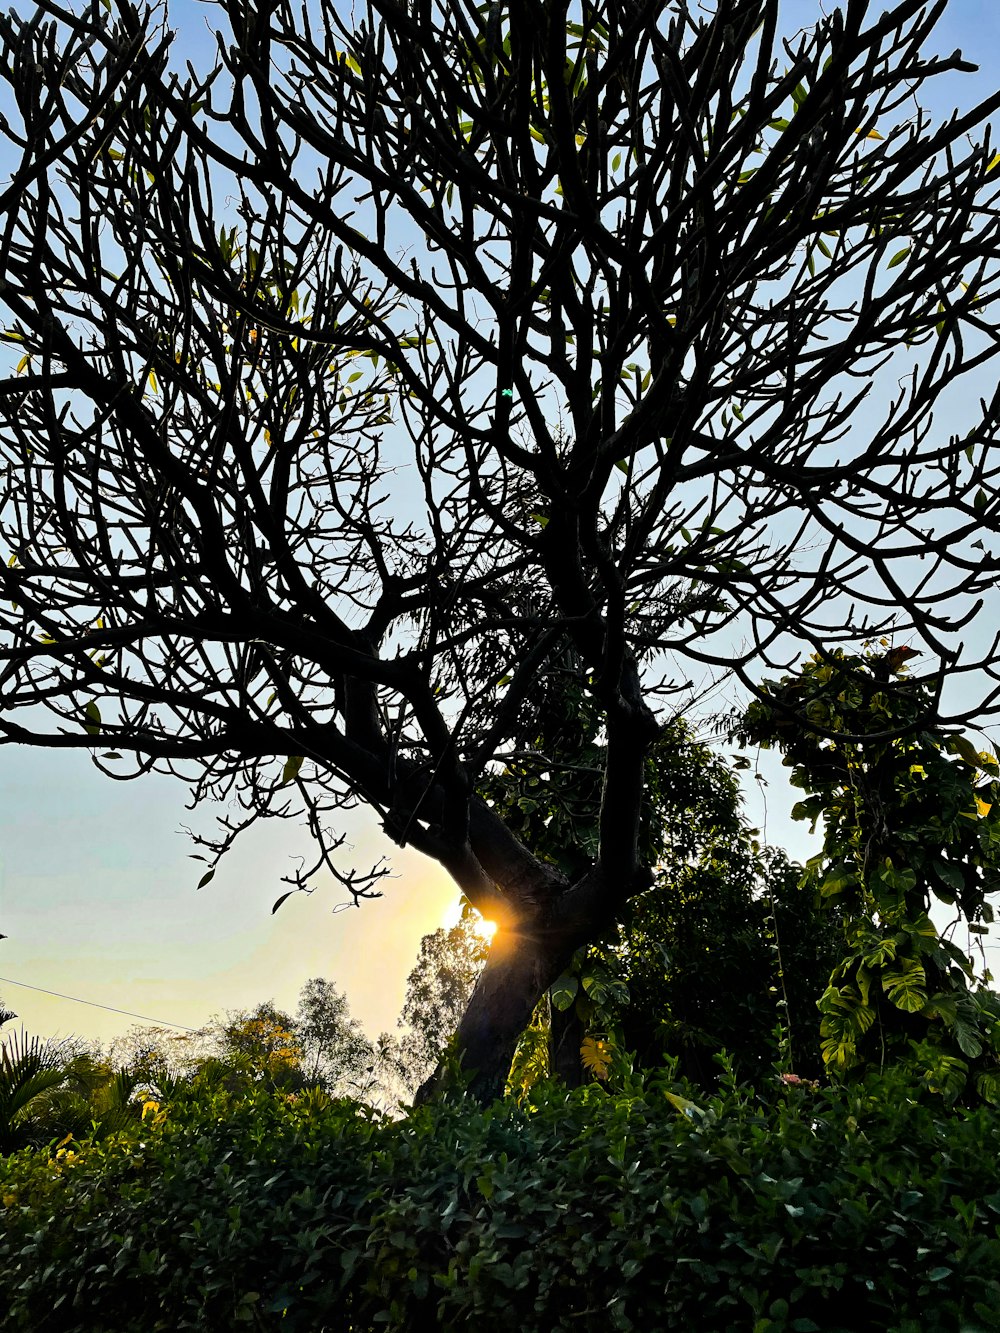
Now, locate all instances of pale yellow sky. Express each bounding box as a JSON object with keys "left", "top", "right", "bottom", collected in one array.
[{"left": 0, "top": 745, "right": 460, "bottom": 1047}]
